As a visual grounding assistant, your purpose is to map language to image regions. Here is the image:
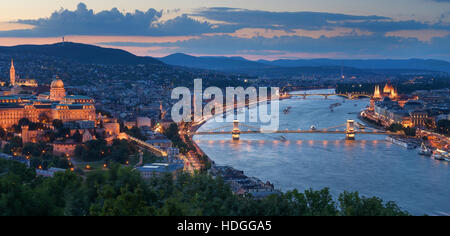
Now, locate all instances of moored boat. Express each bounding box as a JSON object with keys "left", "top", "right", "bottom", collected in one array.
[
  {"left": 432, "top": 149, "right": 449, "bottom": 161},
  {"left": 418, "top": 143, "right": 432, "bottom": 156},
  {"left": 385, "top": 136, "right": 417, "bottom": 149}
]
